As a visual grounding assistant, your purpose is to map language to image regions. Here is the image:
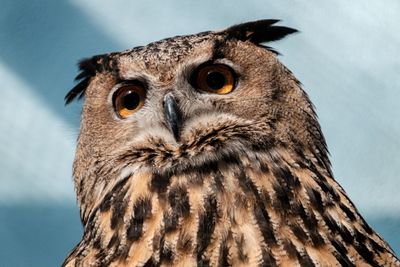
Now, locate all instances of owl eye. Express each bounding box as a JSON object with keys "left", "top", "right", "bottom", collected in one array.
[
  {"left": 113, "top": 84, "right": 146, "bottom": 118},
  {"left": 192, "top": 64, "right": 236, "bottom": 94}
]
